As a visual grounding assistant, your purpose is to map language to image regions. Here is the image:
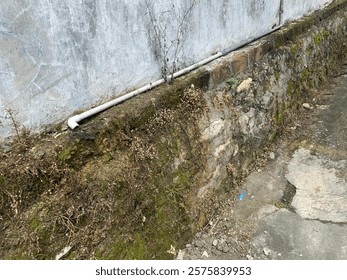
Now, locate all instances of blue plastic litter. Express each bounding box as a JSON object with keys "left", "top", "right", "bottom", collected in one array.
[
  {"left": 238, "top": 191, "right": 246, "bottom": 201},
  {"left": 237, "top": 189, "right": 251, "bottom": 201}
]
